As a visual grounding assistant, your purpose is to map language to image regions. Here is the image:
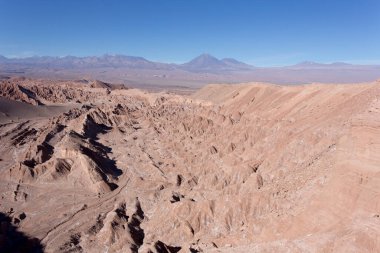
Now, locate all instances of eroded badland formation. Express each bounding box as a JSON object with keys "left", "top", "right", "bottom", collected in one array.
[{"left": 1, "top": 77, "right": 380, "bottom": 252}]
